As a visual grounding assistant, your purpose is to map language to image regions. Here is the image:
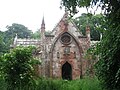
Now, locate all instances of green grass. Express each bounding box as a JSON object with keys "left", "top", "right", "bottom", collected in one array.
[{"left": 0, "top": 77, "right": 102, "bottom": 90}]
